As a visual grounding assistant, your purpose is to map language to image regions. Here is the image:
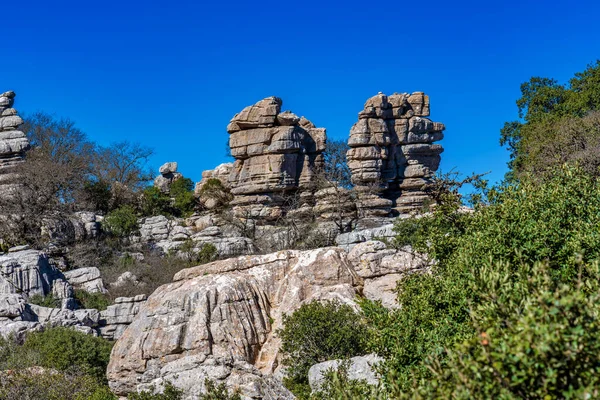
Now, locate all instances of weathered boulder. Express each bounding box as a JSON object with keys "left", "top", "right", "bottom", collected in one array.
[
  {"left": 0, "top": 249, "right": 59, "bottom": 297},
  {"left": 108, "top": 247, "right": 361, "bottom": 398},
  {"left": 347, "top": 240, "right": 430, "bottom": 308},
  {"left": 308, "top": 354, "right": 383, "bottom": 392},
  {"left": 63, "top": 267, "right": 107, "bottom": 294},
  {"left": 154, "top": 162, "right": 182, "bottom": 193},
  {"left": 99, "top": 295, "right": 146, "bottom": 340},
  {"left": 137, "top": 215, "right": 255, "bottom": 258},
  {"left": 335, "top": 224, "right": 396, "bottom": 251}
]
